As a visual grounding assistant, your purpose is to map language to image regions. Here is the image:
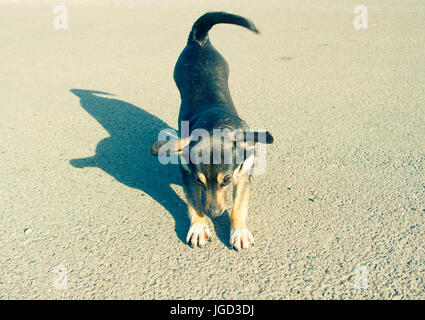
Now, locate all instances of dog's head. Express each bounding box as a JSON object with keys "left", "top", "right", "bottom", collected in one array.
[{"left": 151, "top": 129, "right": 273, "bottom": 217}]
